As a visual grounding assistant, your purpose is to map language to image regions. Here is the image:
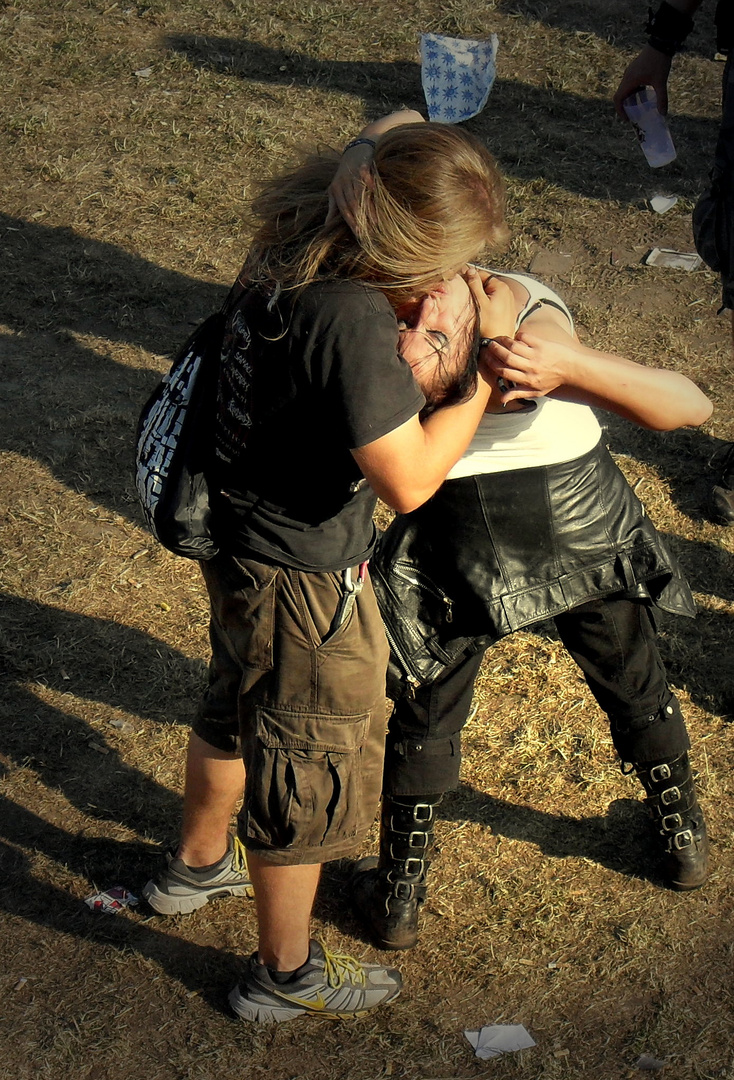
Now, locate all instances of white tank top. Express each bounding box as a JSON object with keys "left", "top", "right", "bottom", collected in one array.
[{"left": 447, "top": 270, "right": 601, "bottom": 479}]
